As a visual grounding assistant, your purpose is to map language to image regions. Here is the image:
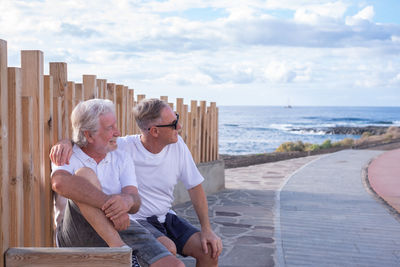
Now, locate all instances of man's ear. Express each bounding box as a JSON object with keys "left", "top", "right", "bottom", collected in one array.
[
  {"left": 83, "top": 131, "right": 94, "bottom": 143},
  {"left": 148, "top": 127, "right": 159, "bottom": 137}
]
